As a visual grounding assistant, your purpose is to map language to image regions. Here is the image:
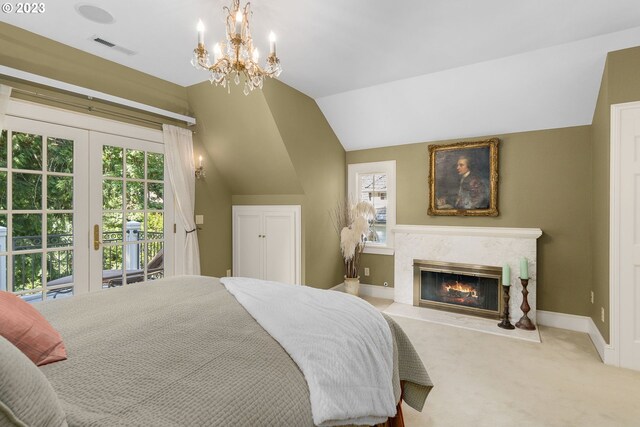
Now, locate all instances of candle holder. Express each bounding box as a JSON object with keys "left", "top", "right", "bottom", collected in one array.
[
  {"left": 497, "top": 284, "right": 515, "bottom": 329},
  {"left": 515, "top": 278, "right": 536, "bottom": 330}
]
